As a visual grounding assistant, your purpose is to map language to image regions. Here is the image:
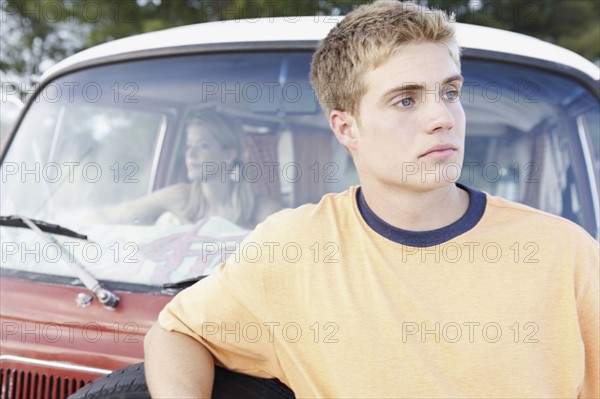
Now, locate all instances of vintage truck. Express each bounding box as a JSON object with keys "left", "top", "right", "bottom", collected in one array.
[{"left": 1, "top": 15, "right": 598, "bottom": 399}]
